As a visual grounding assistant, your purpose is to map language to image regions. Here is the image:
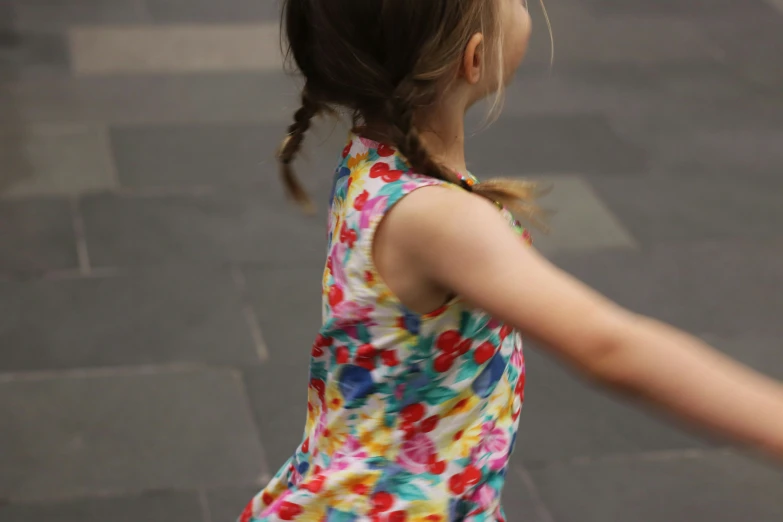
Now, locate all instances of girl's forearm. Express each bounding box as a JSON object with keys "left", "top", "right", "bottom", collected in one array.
[{"left": 595, "top": 315, "right": 783, "bottom": 458}]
